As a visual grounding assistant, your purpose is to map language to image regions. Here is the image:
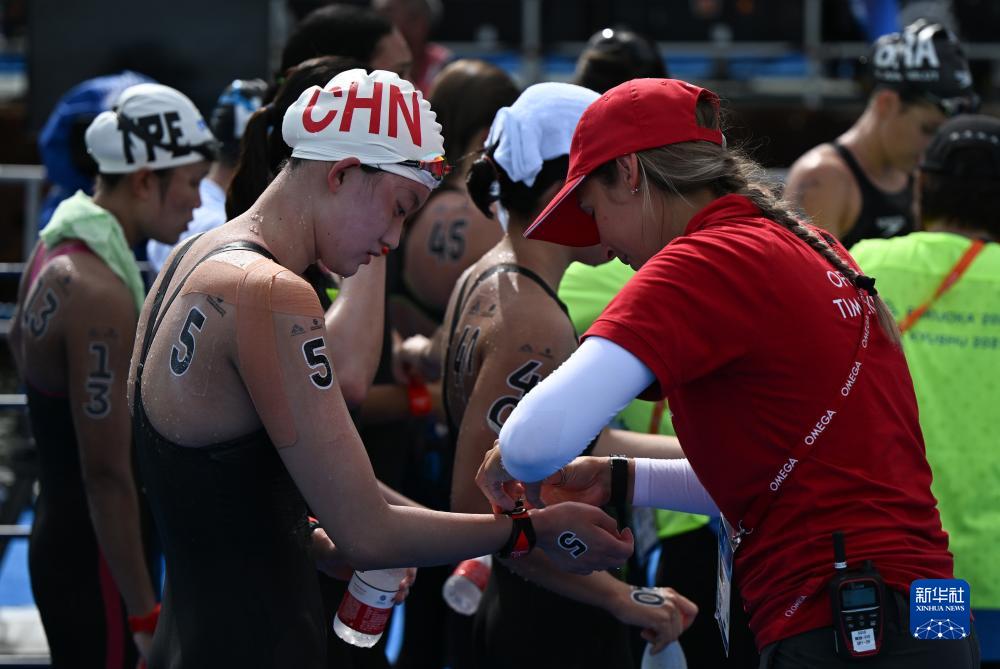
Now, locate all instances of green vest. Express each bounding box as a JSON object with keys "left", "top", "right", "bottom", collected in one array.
[
  {"left": 559, "top": 260, "right": 710, "bottom": 540},
  {"left": 852, "top": 232, "right": 1000, "bottom": 608}
]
